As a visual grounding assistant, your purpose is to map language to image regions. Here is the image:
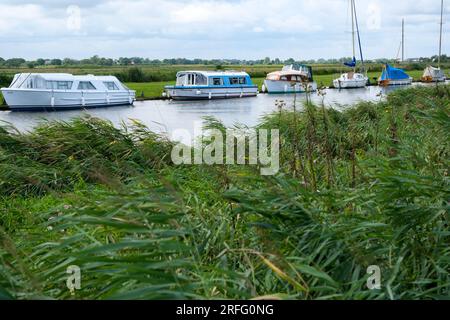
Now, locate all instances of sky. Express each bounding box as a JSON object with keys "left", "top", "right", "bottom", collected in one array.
[{"left": 0, "top": 0, "right": 448, "bottom": 60}]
